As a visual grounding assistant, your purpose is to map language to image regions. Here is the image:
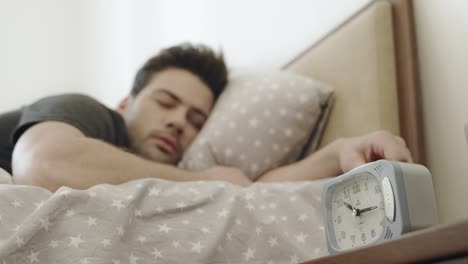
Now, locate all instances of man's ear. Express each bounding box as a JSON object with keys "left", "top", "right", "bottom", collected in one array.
[{"left": 117, "top": 96, "right": 130, "bottom": 114}]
